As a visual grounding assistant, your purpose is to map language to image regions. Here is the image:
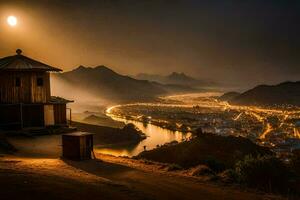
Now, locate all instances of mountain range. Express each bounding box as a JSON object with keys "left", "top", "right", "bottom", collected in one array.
[
  {"left": 135, "top": 72, "right": 215, "bottom": 87},
  {"left": 52, "top": 66, "right": 299, "bottom": 107},
  {"left": 220, "top": 81, "right": 300, "bottom": 107},
  {"left": 51, "top": 66, "right": 199, "bottom": 103}
]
